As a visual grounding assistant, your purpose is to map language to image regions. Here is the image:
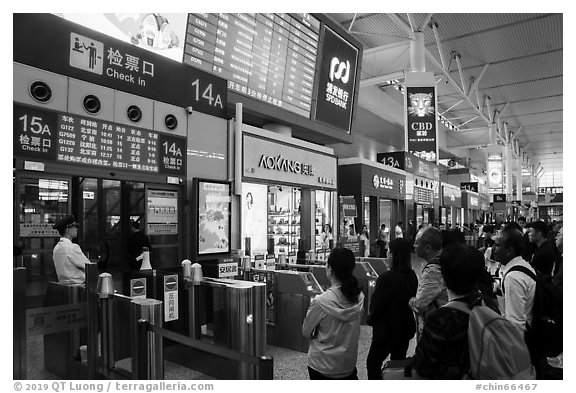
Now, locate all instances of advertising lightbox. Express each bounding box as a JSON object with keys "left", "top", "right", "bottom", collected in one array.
[{"left": 196, "top": 180, "right": 231, "bottom": 255}]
